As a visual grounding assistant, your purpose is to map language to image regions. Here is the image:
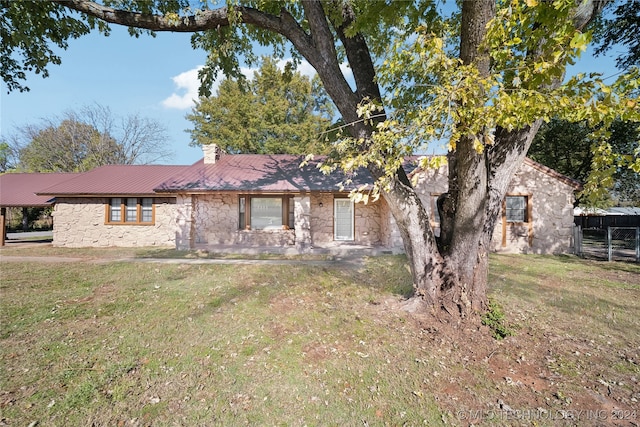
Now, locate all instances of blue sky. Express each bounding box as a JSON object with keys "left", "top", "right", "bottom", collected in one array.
[{"left": 1, "top": 23, "right": 621, "bottom": 166}]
